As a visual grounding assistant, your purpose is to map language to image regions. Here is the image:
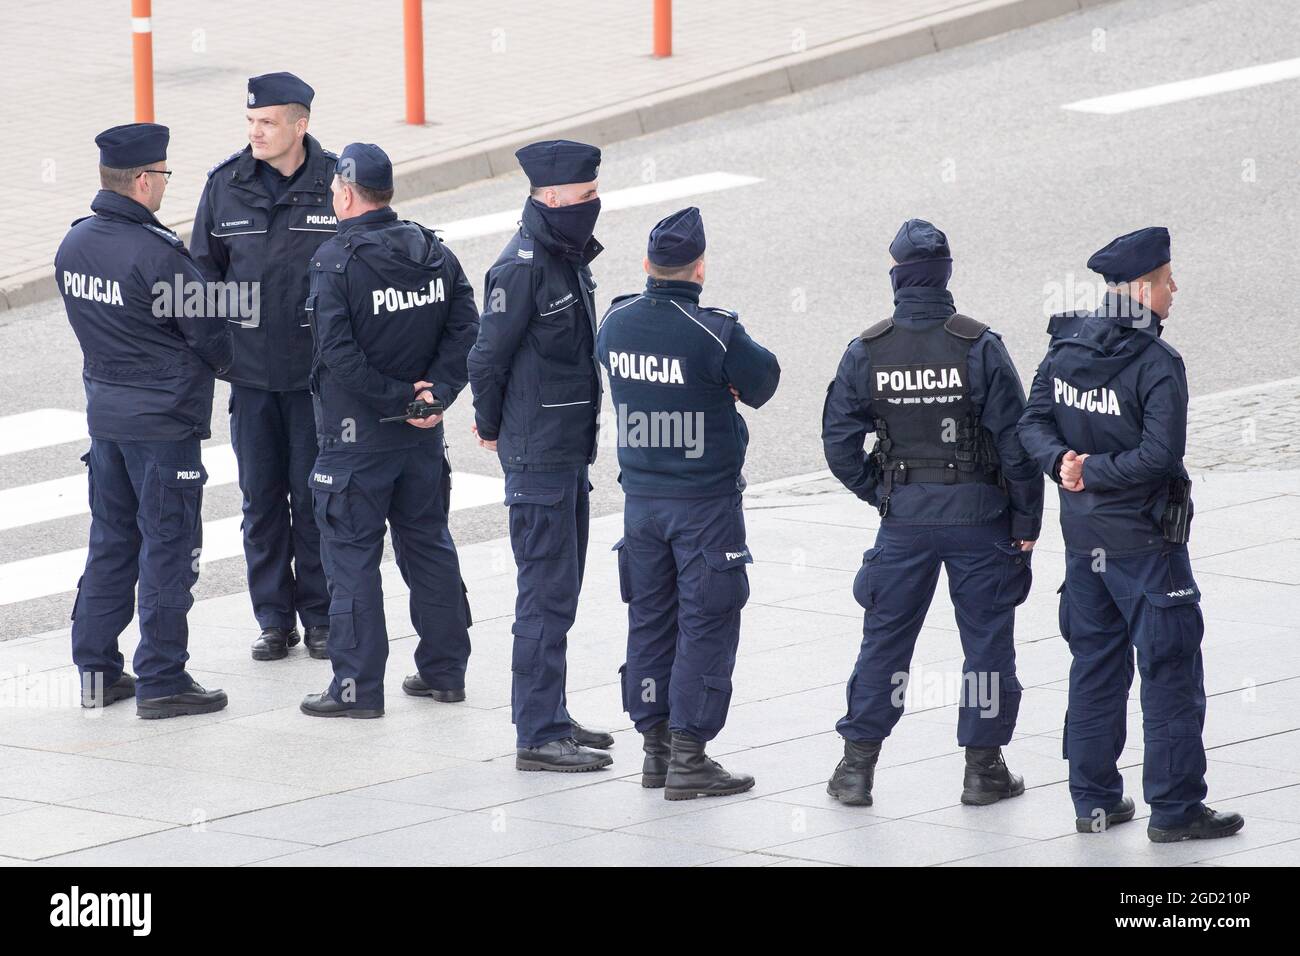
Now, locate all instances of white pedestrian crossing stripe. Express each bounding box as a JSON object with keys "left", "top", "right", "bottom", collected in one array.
[
  {"left": 0, "top": 409, "right": 87, "bottom": 457},
  {"left": 0, "top": 461, "right": 505, "bottom": 606},
  {"left": 437, "top": 172, "right": 762, "bottom": 242},
  {"left": 1063, "top": 57, "right": 1300, "bottom": 115},
  {"left": 0, "top": 443, "right": 240, "bottom": 531}
]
